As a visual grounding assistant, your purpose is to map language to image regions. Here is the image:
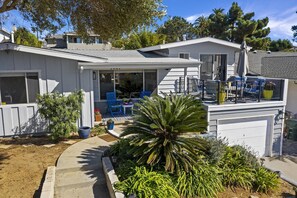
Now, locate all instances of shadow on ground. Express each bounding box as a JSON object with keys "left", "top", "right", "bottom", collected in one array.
[
  {"left": 0, "top": 153, "right": 9, "bottom": 170},
  {"left": 77, "top": 146, "right": 110, "bottom": 197},
  {"left": 282, "top": 138, "right": 297, "bottom": 163}
]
